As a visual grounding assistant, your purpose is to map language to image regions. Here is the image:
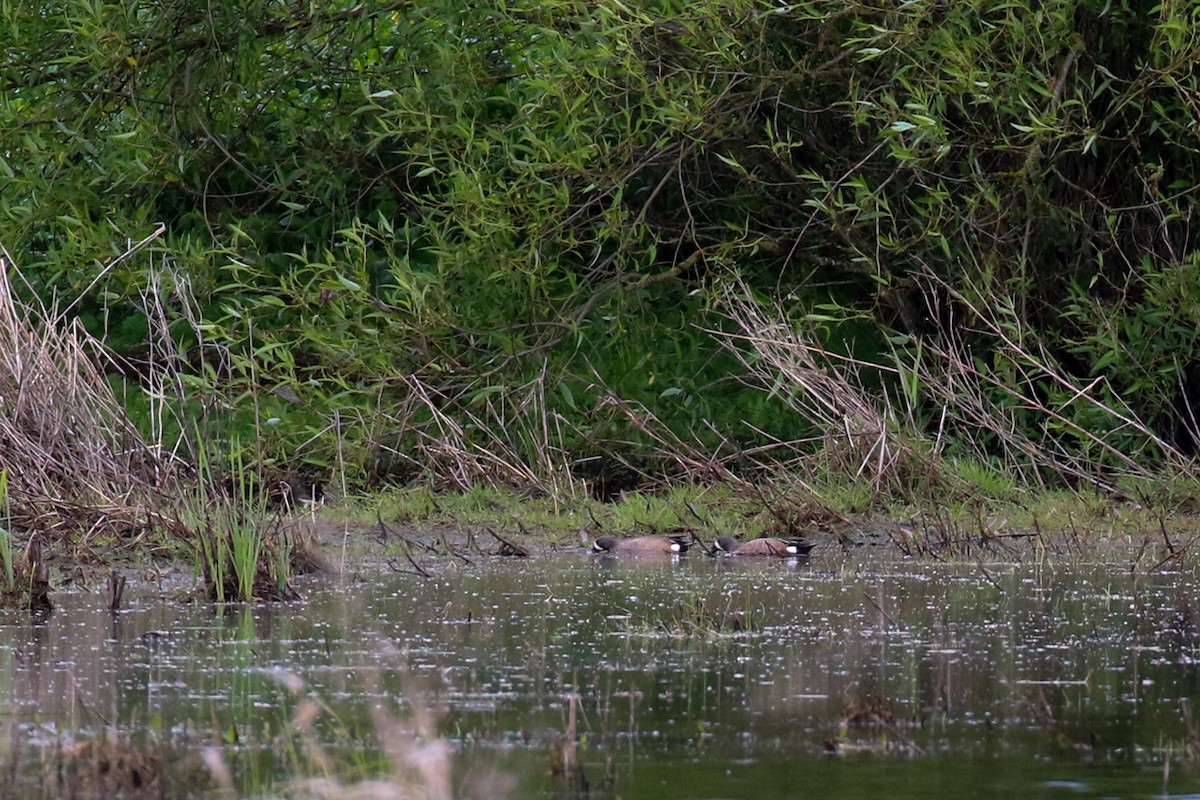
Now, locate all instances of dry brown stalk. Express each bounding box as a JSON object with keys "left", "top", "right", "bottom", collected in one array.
[
  {"left": 378, "top": 371, "right": 583, "bottom": 498},
  {"left": 0, "top": 245, "right": 178, "bottom": 541},
  {"left": 711, "top": 268, "right": 1183, "bottom": 498},
  {"left": 912, "top": 270, "right": 1182, "bottom": 488},
  {"left": 712, "top": 280, "right": 928, "bottom": 494},
  {"left": 580, "top": 364, "right": 843, "bottom": 529}
]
